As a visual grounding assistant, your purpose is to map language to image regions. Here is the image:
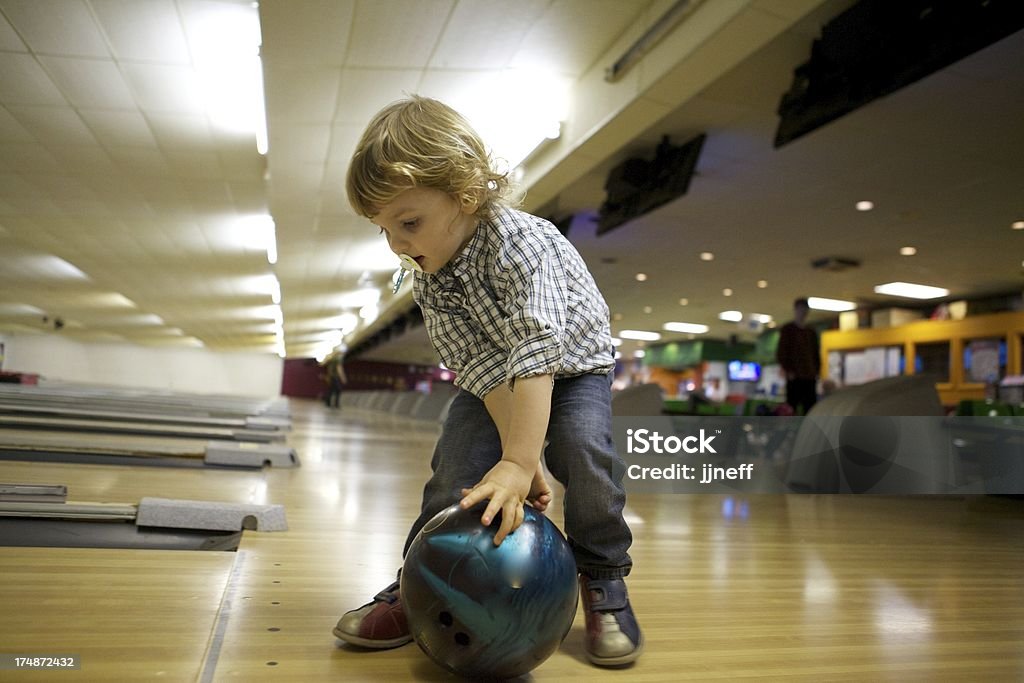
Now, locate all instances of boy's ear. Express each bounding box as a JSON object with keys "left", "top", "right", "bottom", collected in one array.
[{"left": 459, "top": 192, "right": 480, "bottom": 214}]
